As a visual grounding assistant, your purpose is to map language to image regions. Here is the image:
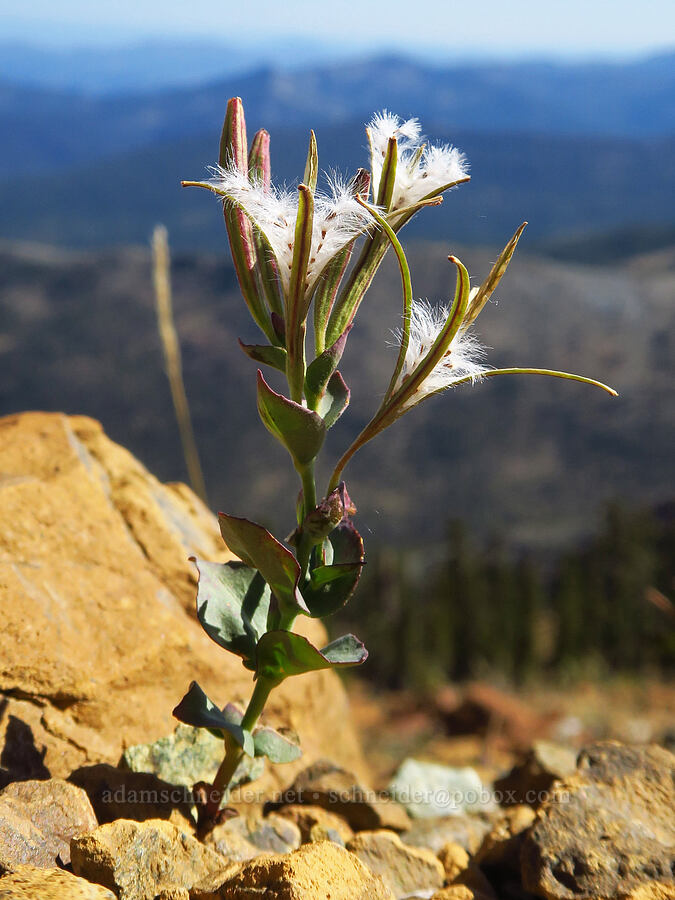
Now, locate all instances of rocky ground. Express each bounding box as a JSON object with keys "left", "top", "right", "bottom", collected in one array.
[{"left": 0, "top": 412, "right": 673, "bottom": 899}]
